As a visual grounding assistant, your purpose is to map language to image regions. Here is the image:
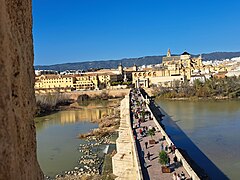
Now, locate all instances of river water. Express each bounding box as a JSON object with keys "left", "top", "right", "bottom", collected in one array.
[
  {"left": 155, "top": 99, "right": 240, "bottom": 180},
  {"left": 35, "top": 106, "right": 114, "bottom": 178}
]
